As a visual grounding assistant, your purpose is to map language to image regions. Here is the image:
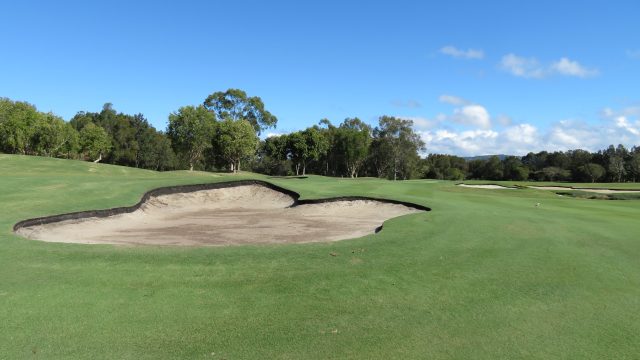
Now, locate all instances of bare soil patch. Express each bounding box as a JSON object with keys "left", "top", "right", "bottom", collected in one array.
[{"left": 16, "top": 184, "right": 424, "bottom": 246}]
